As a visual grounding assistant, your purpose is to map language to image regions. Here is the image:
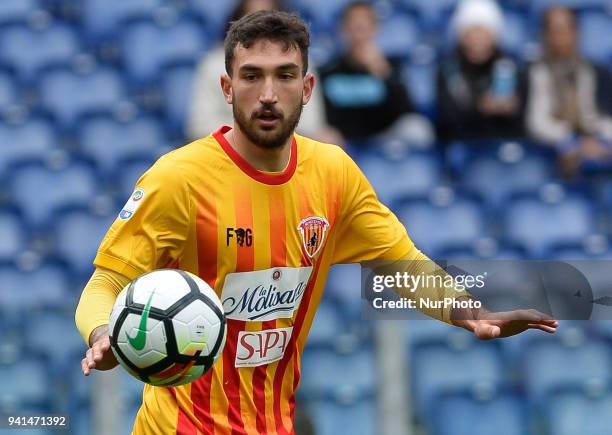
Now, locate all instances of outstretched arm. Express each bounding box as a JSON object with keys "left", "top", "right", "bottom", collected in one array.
[{"left": 451, "top": 296, "right": 559, "bottom": 340}]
